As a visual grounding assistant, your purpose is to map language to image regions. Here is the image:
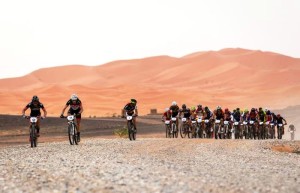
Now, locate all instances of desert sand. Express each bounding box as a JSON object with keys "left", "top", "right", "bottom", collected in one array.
[{"left": 0, "top": 48, "right": 299, "bottom": 118}]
